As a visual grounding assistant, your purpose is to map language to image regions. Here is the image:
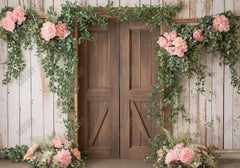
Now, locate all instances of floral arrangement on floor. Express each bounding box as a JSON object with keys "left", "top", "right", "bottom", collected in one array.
[
  {"left": 153, "top": 129, "right": 220, "bottom": 168},
  {"left": 23, "top": 138, "right": 85, "bottom": 168}
]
